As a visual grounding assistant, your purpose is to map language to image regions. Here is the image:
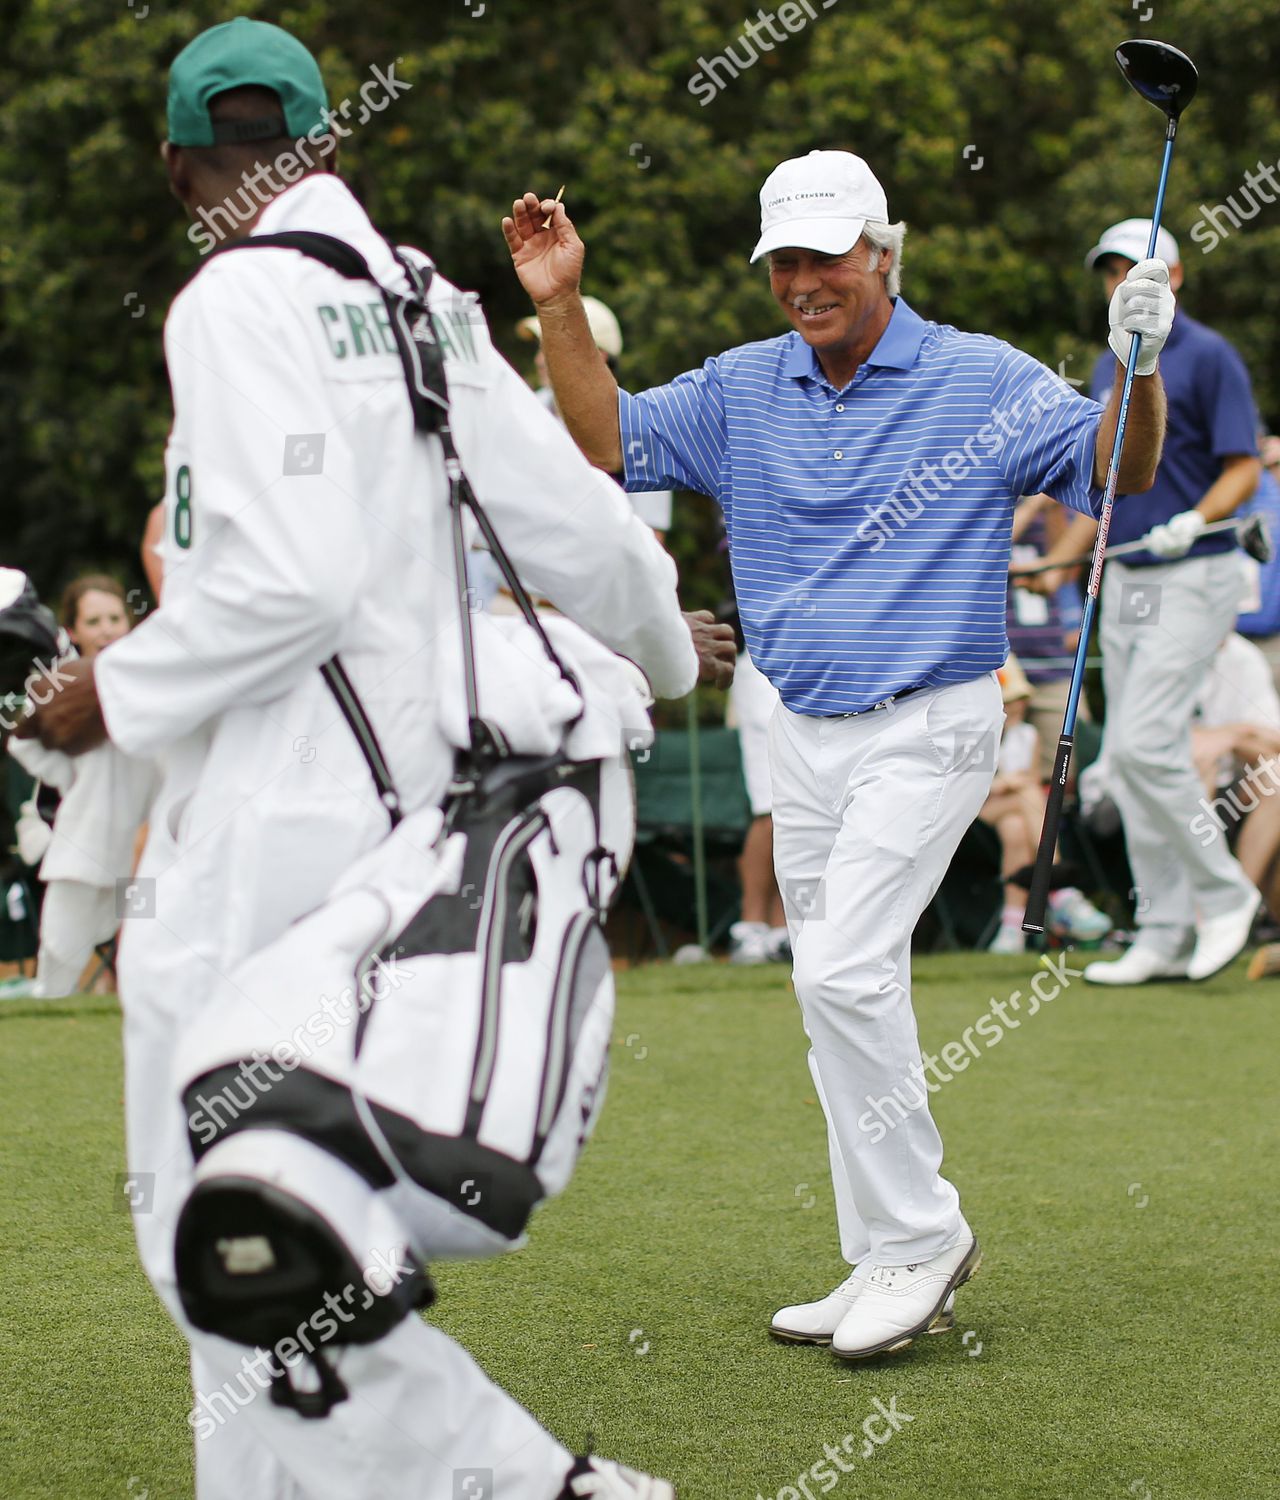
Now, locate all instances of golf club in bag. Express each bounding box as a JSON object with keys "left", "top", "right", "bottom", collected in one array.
[
  {"left": 171, "top": 233, "right": 646, "bottom": 1416},
  {"left": 1023, "top": 38, "right": 1199, "bottom": 935}
]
